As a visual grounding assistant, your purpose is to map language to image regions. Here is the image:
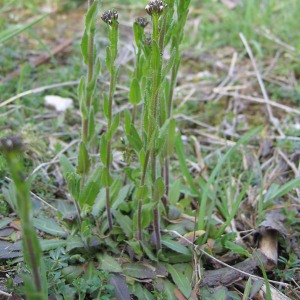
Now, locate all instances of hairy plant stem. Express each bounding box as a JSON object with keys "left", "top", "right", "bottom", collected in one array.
[
  {"left": 164, "top": 61, "right": 177, "bottom": 196},
  {"left": 82, "top": 0, "right": 95, "bottom": 144},
  {"left": 0, "top": 140, "right": 46, "bottom": 299},
  {"left": 131, "top": 48, "right": 141, "bottom": 124},
  {"left": 138, "top": 14, "right": 163, "bottom": 249},
  {"left": 104, "top": 21, "right": 118, "bottom": 231}
]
